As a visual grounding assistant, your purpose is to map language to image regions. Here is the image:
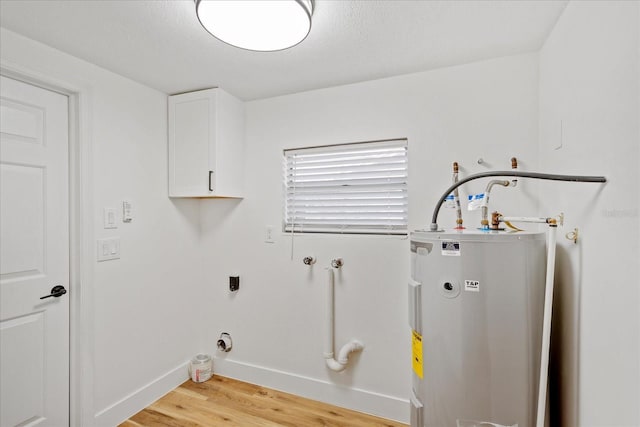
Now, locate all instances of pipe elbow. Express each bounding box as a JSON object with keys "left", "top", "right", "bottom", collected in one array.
[
  {"left": 485, "top": 179, "right": 510, "bottom": 194},
  {"left": 325, "top": 341, "right": 364, "bottom": 372},
  {"left": 325, "top": 356, "right": 346, "bottom": 372},
  {"left": 337, "top": 340, "right": 364, "bottom": 365}
]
